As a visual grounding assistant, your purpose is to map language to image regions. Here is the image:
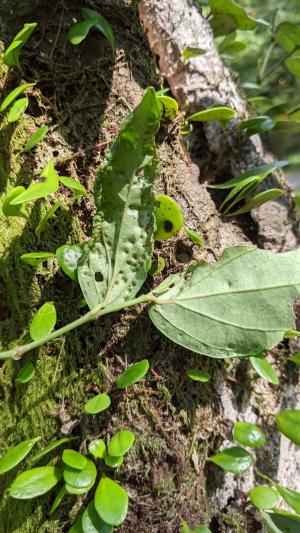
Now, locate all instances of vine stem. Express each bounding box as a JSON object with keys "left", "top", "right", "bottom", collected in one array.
[{"left": 0, "top": 293, "right": 155, "bottom": 361}]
